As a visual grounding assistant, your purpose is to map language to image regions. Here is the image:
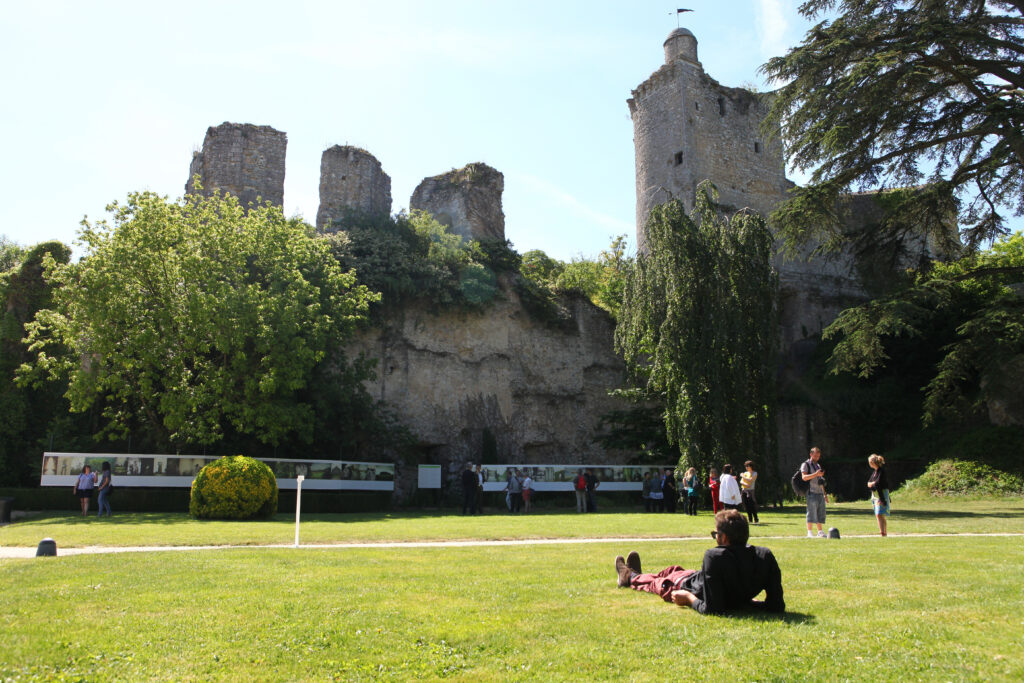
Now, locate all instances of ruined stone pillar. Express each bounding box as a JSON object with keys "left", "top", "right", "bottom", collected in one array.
[
  {"left": 316, "top": 145, "right": 392, "bottom": 231},
  {"left": 185, "top": 122, "right": 287, "bottom": 208},
  {"left": 409, "top": 163, "right": 505, "bottom": 242}
]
